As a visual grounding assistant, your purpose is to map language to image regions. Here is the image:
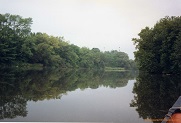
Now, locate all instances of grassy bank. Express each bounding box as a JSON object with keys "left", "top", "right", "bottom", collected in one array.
[{"left": 104, "top": 67, "right": 127, "bottom": 72}]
